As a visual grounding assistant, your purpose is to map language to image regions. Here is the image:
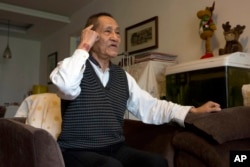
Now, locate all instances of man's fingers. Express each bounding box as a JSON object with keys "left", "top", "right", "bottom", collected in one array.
[{"left": 85, "top": 24, "right": 94, "bottom": 30}]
